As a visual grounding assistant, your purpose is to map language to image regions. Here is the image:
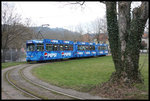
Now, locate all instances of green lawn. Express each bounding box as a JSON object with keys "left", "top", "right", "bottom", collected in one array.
[
  {"left": 32, "top": 54, "right": 148, "bottom": 93},
  {"left": 134, "top": 54, "right": 149, "bottom": 99},
  {"left": 2, "top": 61, "right": 26, "bottom": 69}
]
